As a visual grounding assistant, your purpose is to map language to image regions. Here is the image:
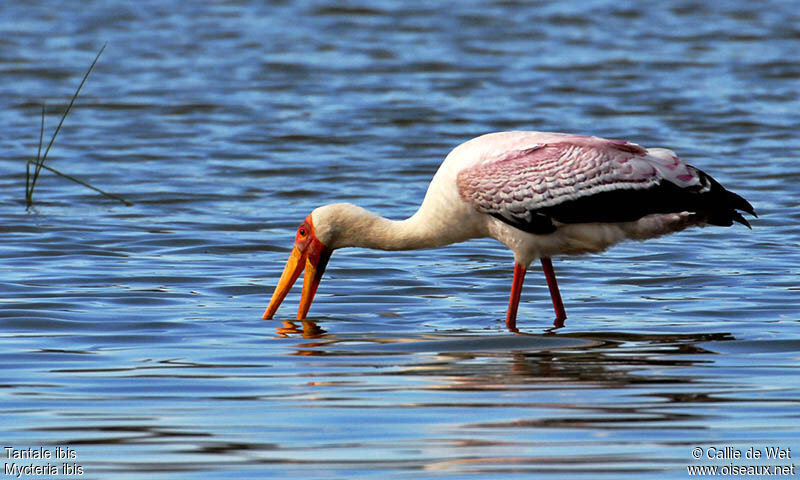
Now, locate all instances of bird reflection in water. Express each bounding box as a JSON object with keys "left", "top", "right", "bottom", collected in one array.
[{"left": 274, "top": 320, "right": 326, "bottom": 339}]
